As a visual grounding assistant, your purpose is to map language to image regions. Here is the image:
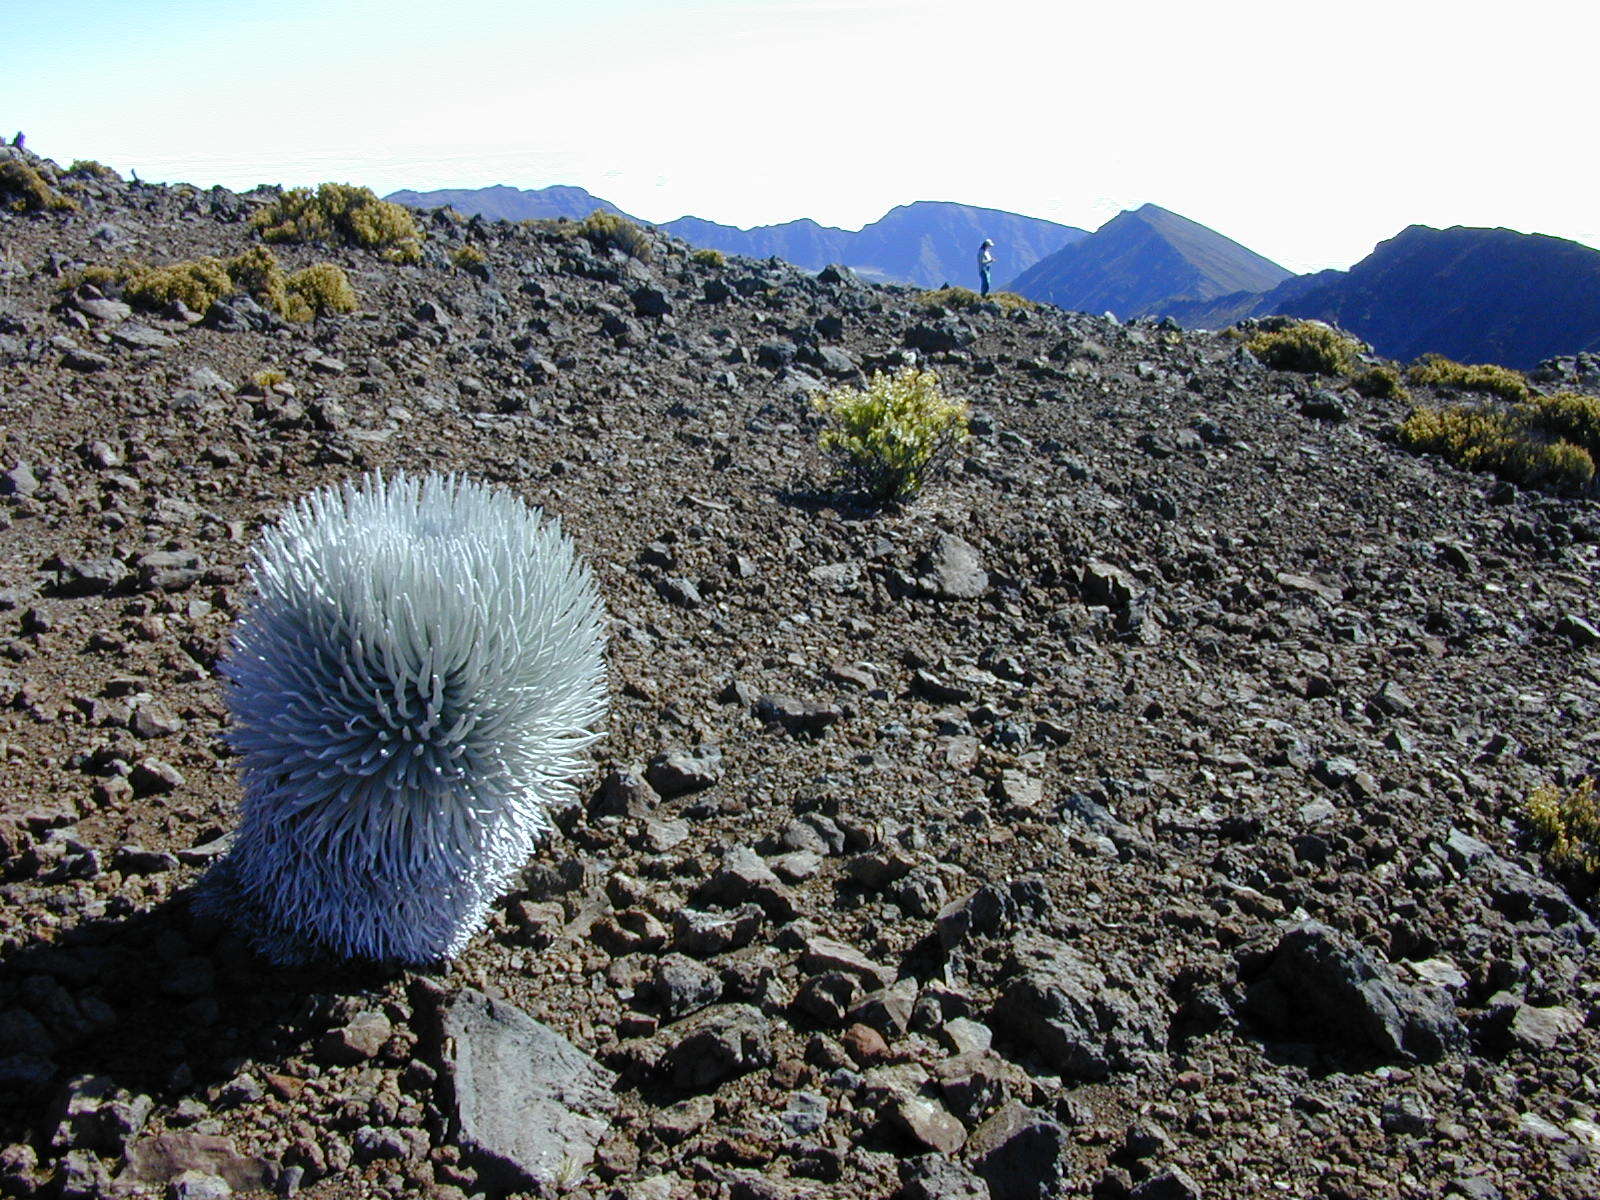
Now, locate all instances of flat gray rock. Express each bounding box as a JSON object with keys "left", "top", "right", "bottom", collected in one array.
[
  {"left": 916, "top": 532, "right": 989, "bottom": 599},
  {"left": 442, "top": 988, "right": 617, "bottom": 1191}
]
